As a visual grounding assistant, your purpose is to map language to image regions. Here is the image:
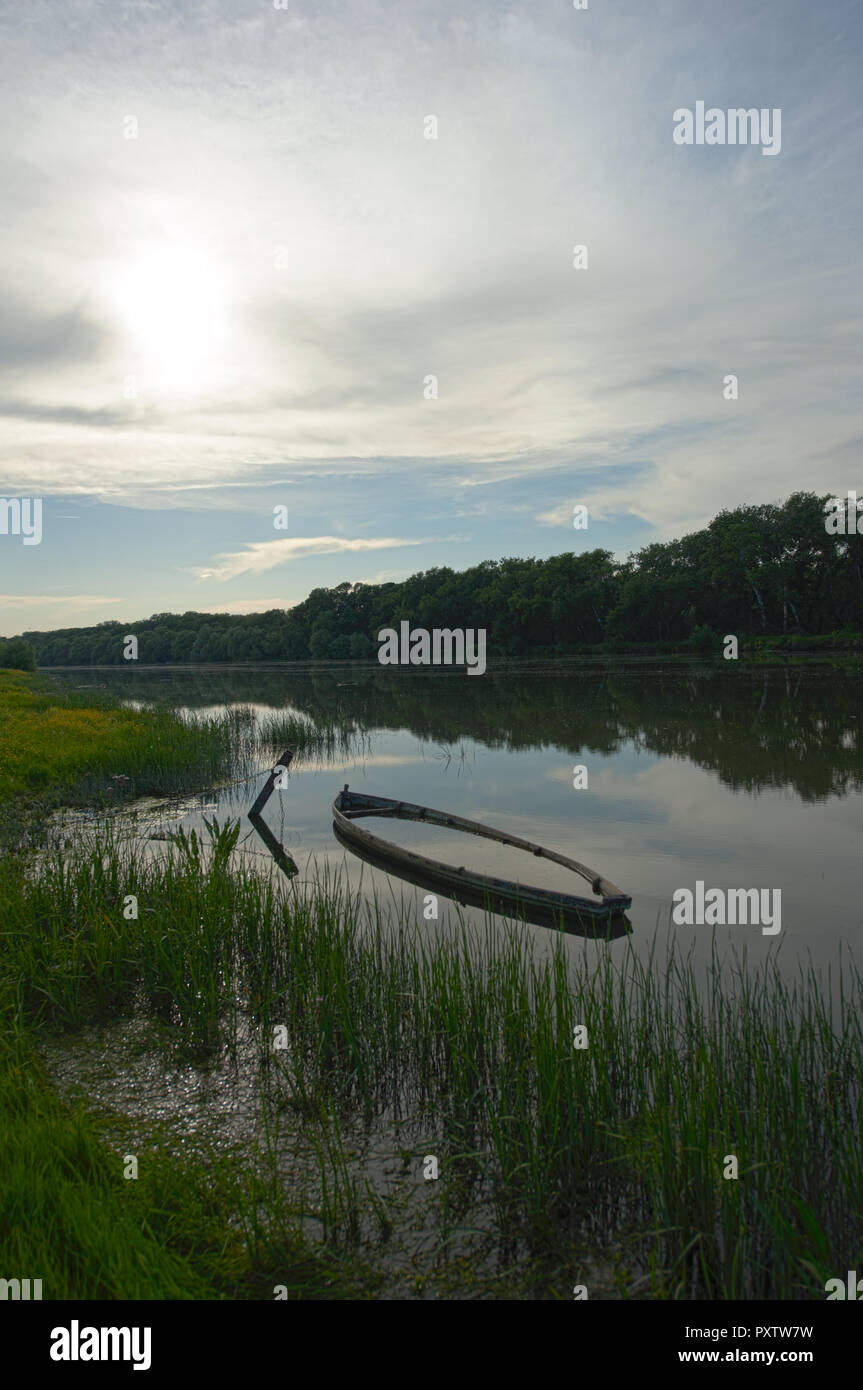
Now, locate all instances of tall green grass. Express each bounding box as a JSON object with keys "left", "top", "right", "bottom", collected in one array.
[
  {"left": 2, "top": 821, "right": 860, "bottom": 1298},
  {"left": 0, "top": 672, "right": 249, "bottom": 847},
  {"left": 0, "top": 1022, "right": 379, "bottom": 1299},
  {"left": 257, "top": 710, "right": 369, "bottom": 763}
]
